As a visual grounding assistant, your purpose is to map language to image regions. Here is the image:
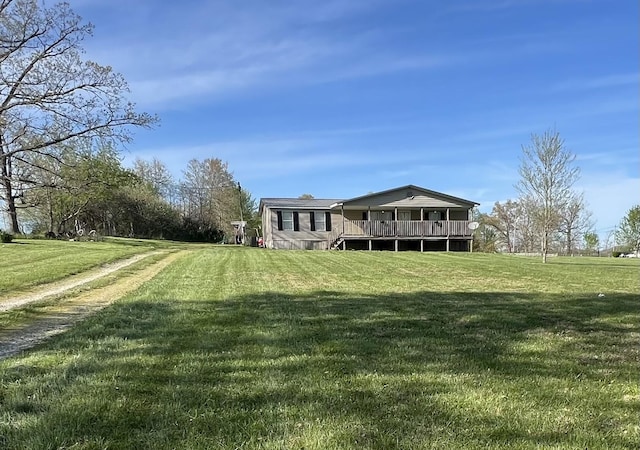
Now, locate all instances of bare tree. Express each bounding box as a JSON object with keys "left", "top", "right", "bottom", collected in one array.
[
  {"left": 557, "top": 193, "right": 593, "bottom": 255},
  {"left": 487, "top": 200, "right": 519, "bottom": 253},
  {"left": 132, "top": 158, "right": 174, "bottom": 200},
  {"left": 512, "top": 196, "right": 540, "bottom": 253},
  {"left": 516, "top": 129, "right": 580, "bottom": 262},
  {"left": 0, "top": 0, "right": 156, "bottom": 233},
  {"left": 180, "top": 158, "right": 238, "bottom": 234}
]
